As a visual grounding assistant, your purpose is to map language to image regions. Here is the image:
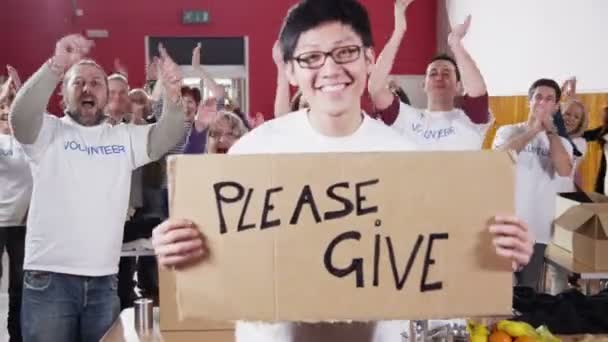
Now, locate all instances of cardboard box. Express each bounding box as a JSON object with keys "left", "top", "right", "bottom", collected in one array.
[
  {"left": 168, "top": 151, "right": 515, "bottom": 322},
  {"left": 553, "top": 192, "right": 608, "bottom": 270}
]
